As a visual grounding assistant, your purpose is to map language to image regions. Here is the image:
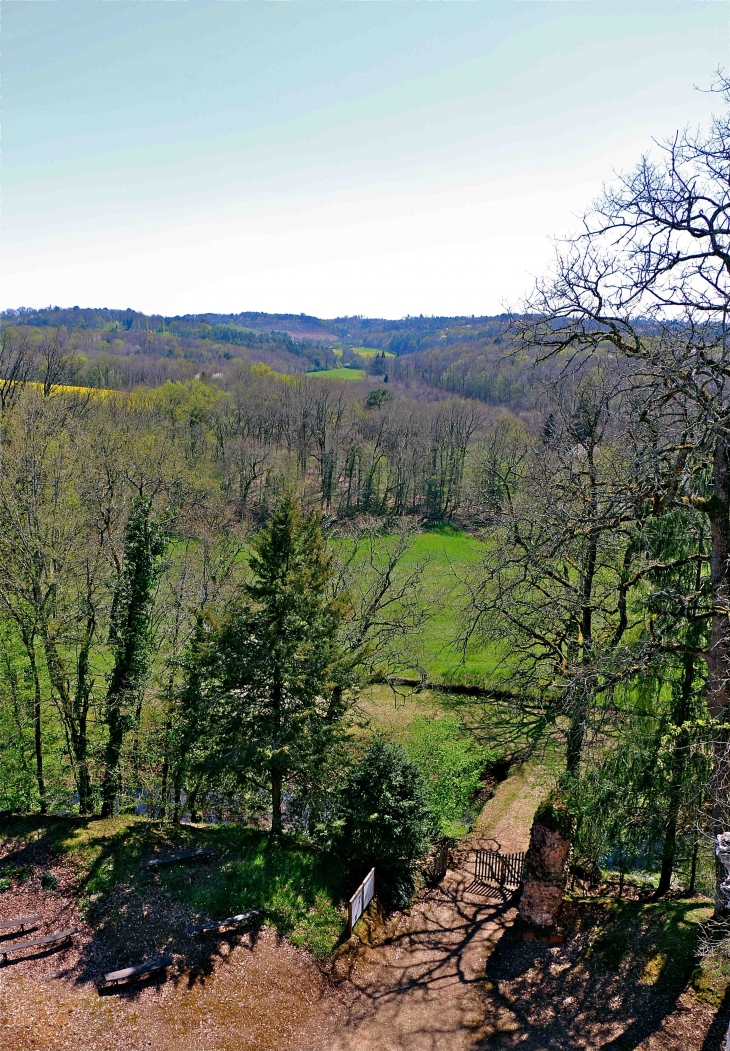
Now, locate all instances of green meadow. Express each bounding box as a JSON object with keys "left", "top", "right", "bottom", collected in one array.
[
  {"left": 351, "top": 347, "right": 395, "bottom": 358},
  {"left": 308, "top": 367, "right": 367, "bottom": 381},
  {"left": 343, "top": 524, "right": 503, "bottom": 684}
]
